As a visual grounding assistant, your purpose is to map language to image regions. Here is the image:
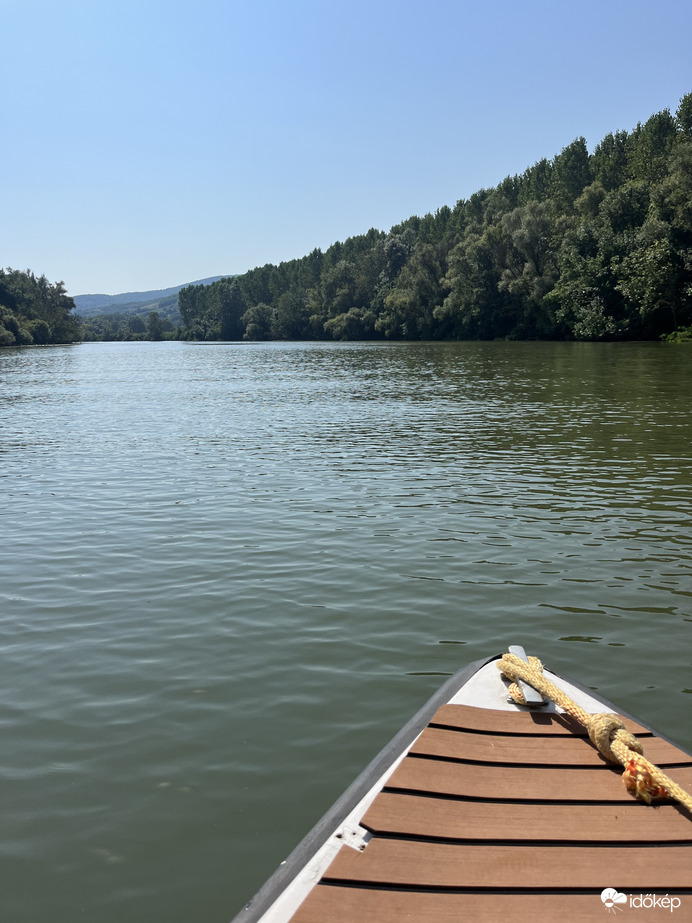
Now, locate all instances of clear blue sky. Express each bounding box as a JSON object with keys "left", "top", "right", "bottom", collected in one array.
[{"left": 2, "top": 0, "right": 691, "bottom": 296}]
